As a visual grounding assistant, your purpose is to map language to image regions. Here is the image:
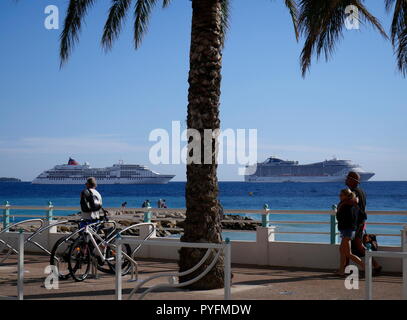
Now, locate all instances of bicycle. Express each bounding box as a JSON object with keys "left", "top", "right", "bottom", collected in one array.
[{"left": 50, "top": 210, "right": 132, "bottom": 281}]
